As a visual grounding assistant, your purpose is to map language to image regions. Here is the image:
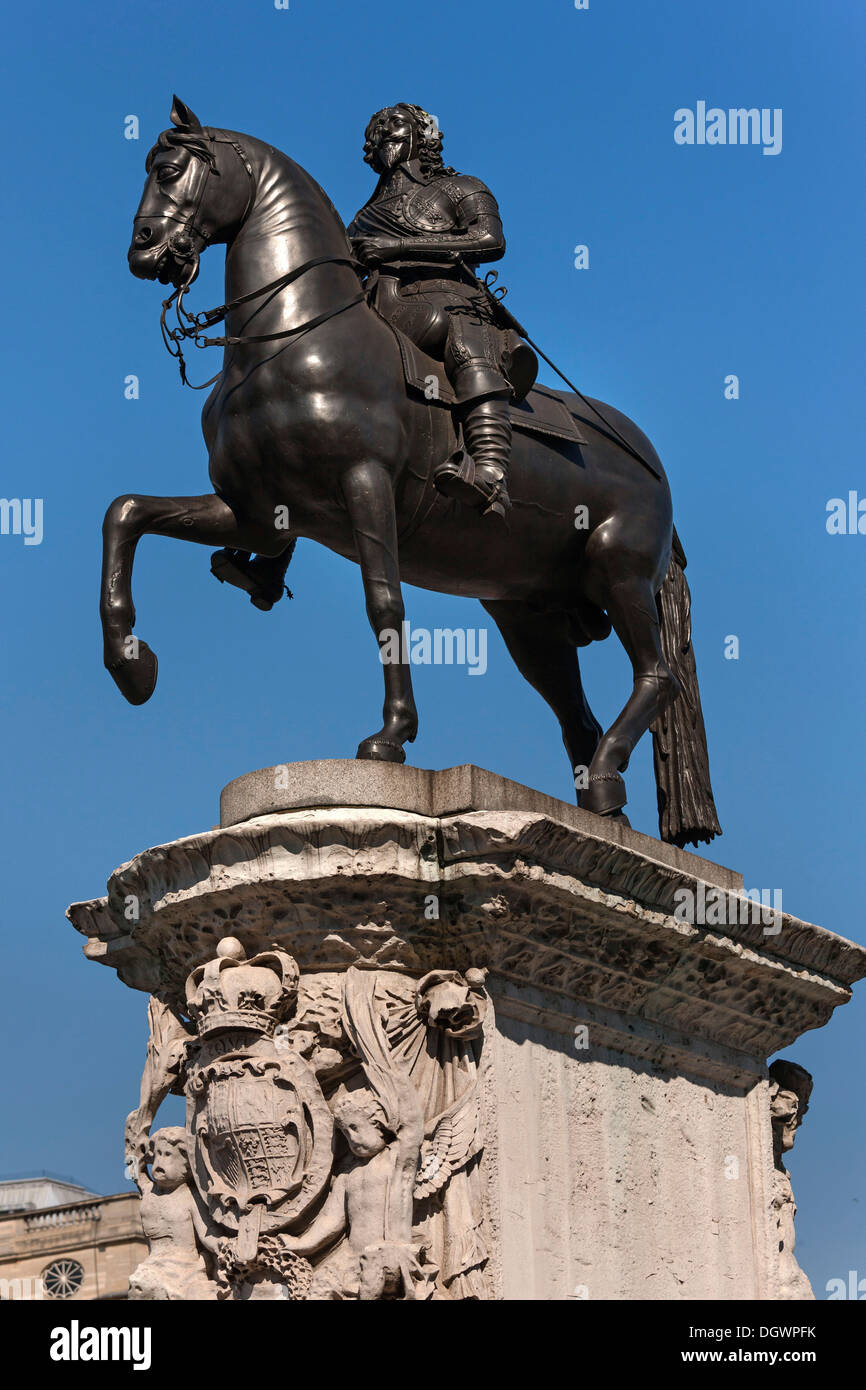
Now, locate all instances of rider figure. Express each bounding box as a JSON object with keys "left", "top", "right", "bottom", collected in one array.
[
  {"left": 349, "top": 103, "right": 525, "bottom": 519},
  {"left": 211, "top": 104, "right": 524, "bottom": 607}
]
